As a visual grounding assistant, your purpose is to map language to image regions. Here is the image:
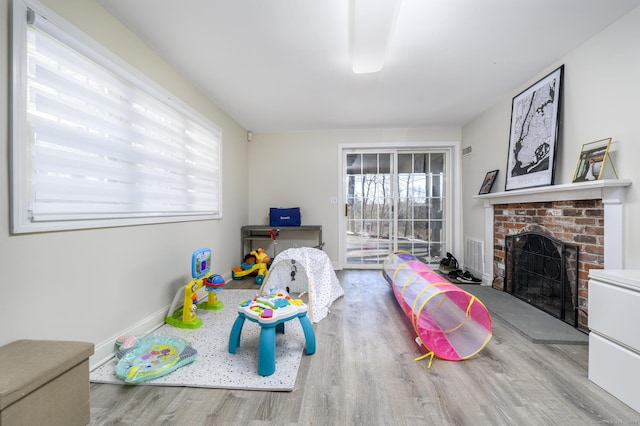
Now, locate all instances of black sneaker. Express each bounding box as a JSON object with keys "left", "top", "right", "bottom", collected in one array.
[
  {"left": 448, "top": 270, "right": 462, "bottom": 280},
  {"left": 457, "top": 270, "right": 481, "bottom": 283}
]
